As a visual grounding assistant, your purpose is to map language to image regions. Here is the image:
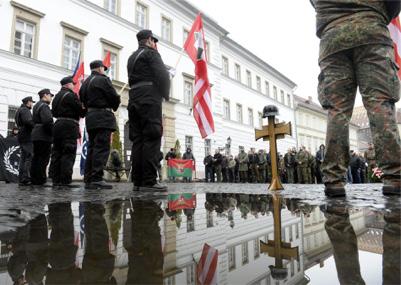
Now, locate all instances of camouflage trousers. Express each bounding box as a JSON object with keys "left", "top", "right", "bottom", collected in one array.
[{"left": 318, "top": 44, "right": 401, "bottom": 184}]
